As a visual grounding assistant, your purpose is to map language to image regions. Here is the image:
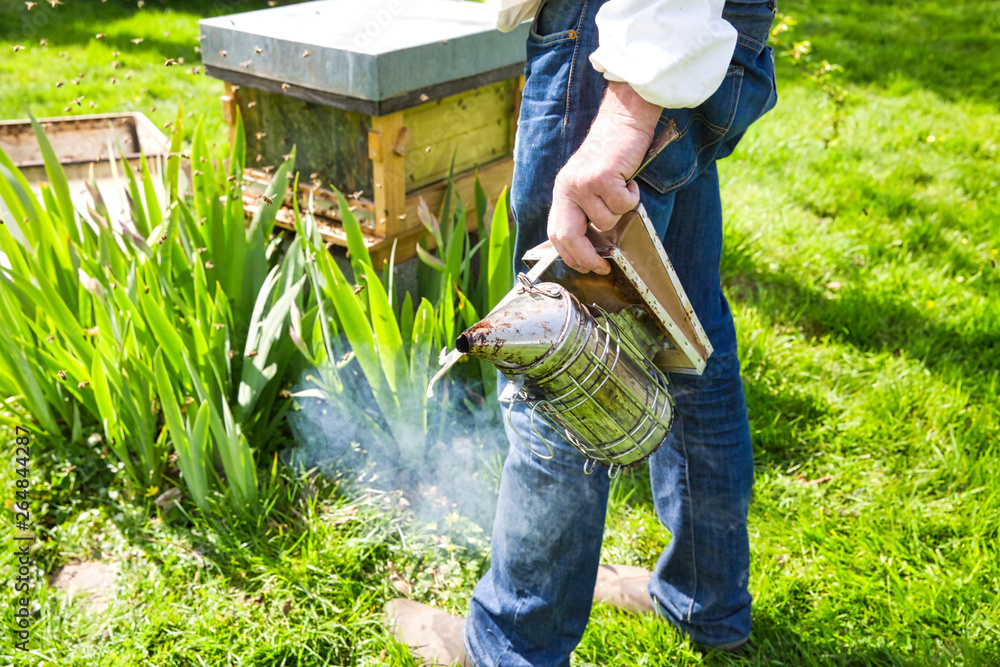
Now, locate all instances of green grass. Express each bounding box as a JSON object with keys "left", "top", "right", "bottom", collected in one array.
[
  {"left": 3, "top": 0, "right": 1000, "bottom": 665},
  {"left": 0, "top": 0, "right": 285, "bottom": 148}
]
